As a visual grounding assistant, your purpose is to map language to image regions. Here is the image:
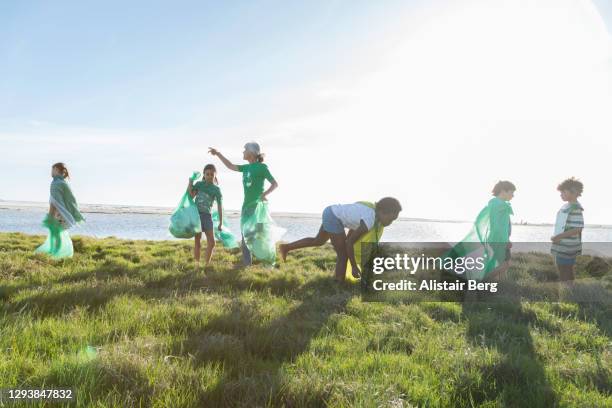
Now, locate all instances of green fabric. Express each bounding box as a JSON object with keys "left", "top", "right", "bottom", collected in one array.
[
  {"left": 211, "top": 207, "right": 238, "bottom": 248},
  {"left": 357, "top": 201, "right": 380, "bottom": 228},
  {"left": 237, "top": 162, "right": 275, "bottom": 210},
  {"left": 192, "top": 181, "right": 222, "bottom": 214},
  {"left": 346, "top": 201, "right": 384, "bottom": 282},
  {"left": 240, "top": 201, "right": 285, "bottom": 266},
  {"left": 50, "top": 176, "right": 84, "bottom": 227},
  {"left": 169, "top": 173, "right": 203, "bottom": 239},
  {"left": 445, "top": 197, "right": 513, "bottom": 281},
  {"left": 35, "top": 214, "right": 74, "bottom": 259}
]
